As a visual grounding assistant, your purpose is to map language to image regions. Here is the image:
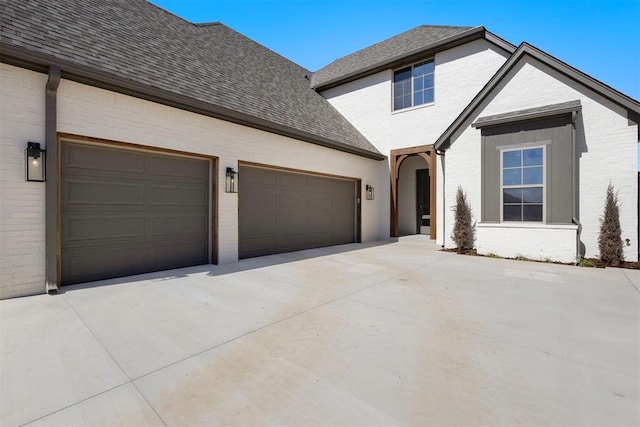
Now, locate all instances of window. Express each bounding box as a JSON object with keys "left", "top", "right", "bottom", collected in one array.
[
  {"left": 501, "top": 147, "right": 544, "bottom": 221},
  {"left": 393, "top": 60, "right": 434, "bottom": 111}
]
